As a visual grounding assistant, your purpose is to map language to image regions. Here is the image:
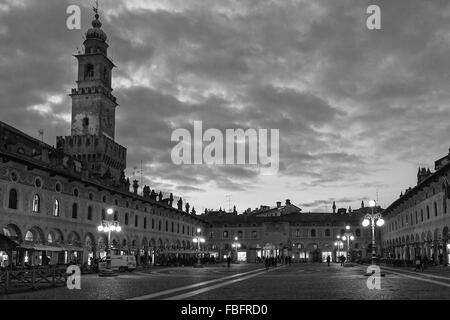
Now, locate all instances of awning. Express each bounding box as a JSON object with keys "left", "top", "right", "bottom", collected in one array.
[
  {"left": 57, "top": 244, "right": 84, "bottom": 252},
  {"left": 19, "top": 243, "right": 63, "bottom": 252},
  {"left": 0, "top": 234, "right": 18, "bottom": 250}
]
